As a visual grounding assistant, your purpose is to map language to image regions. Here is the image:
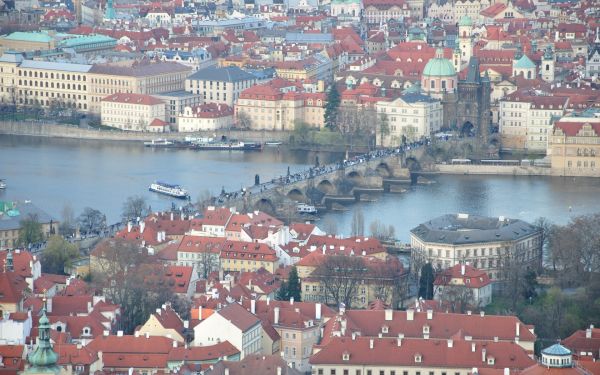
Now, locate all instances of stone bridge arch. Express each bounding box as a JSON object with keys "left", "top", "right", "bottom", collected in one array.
[
  {"left": 316, "top": 179, "right": 336, "bottom": 195},
  {"left": 375, "top": 162, "right": 392, "bottom": 177},
  {"left": 254, "top": 198, "right": 276, "bottom": 214},
  {"left": 346, "top": 170, "right": 364, "bottom": 185},
  {"left": 287, "top": 188, "right": 305, "bottom": 202},
  {"left": 405, "top": 156, "right": 421, "bottom": 172}
]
